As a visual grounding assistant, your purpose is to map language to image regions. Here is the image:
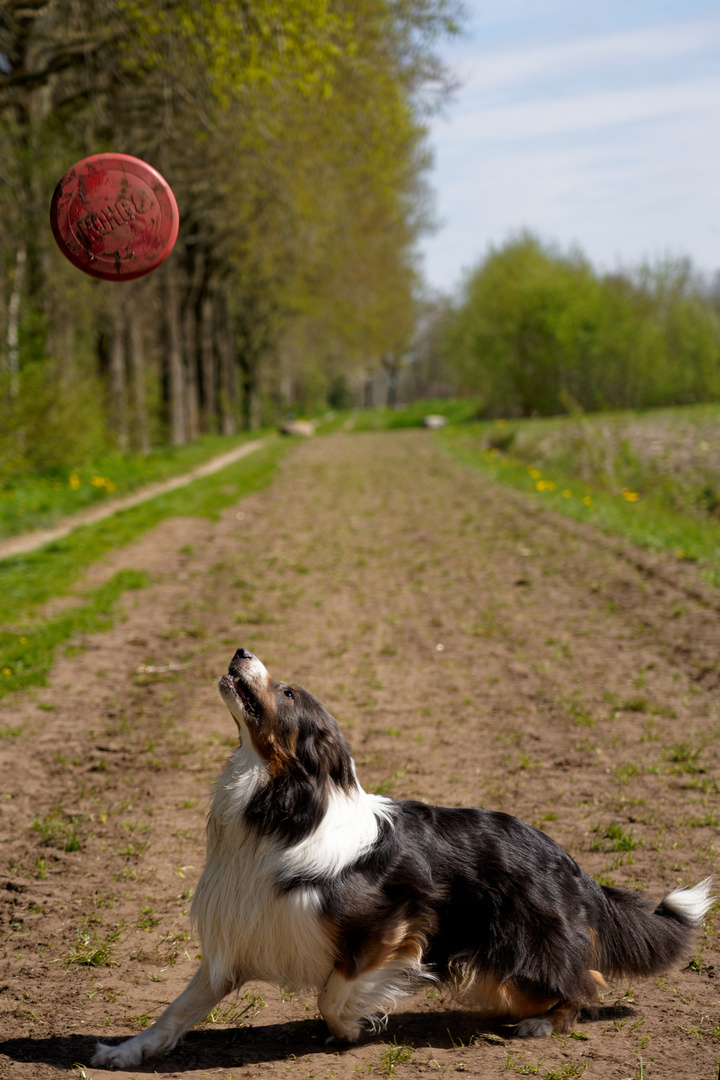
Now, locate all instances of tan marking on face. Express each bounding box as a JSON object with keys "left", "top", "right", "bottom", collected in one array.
[{"left": 242, "top": 689, "right": 300, "bottom": 778}]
